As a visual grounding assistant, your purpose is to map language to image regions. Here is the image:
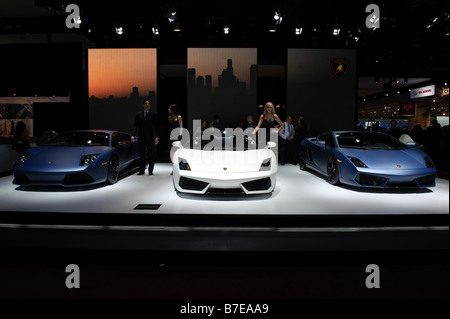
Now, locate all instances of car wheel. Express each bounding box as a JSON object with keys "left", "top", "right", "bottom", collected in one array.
[
  {"left": 326, "top": 155, "right": 339, "bottom": 185},
  {"left": 299, "top": 151, "right": 306, "bottom": 170},
  {"left": 107, "top": 155, "right": 119, "bottom": 184}
]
